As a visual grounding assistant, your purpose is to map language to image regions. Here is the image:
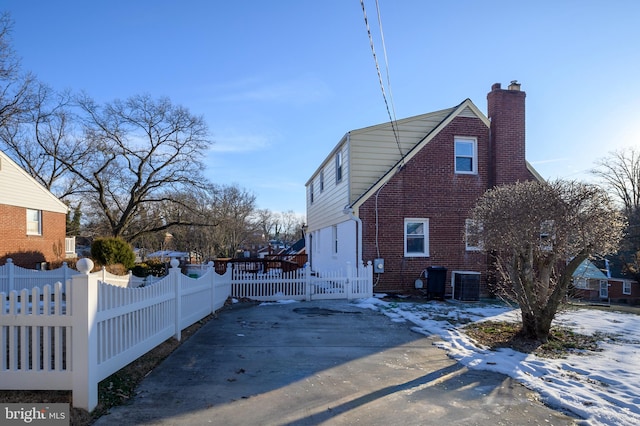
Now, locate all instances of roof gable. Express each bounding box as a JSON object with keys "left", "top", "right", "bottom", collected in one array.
[
  {"left": 573, "top": 259, "right": 608, "bottom": 280},
  {"left": 350, "top": 99, "right": 488, "bottom": 209},
  {"left": 0, "top": 150, "right": 68, "bottom": 214}
]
